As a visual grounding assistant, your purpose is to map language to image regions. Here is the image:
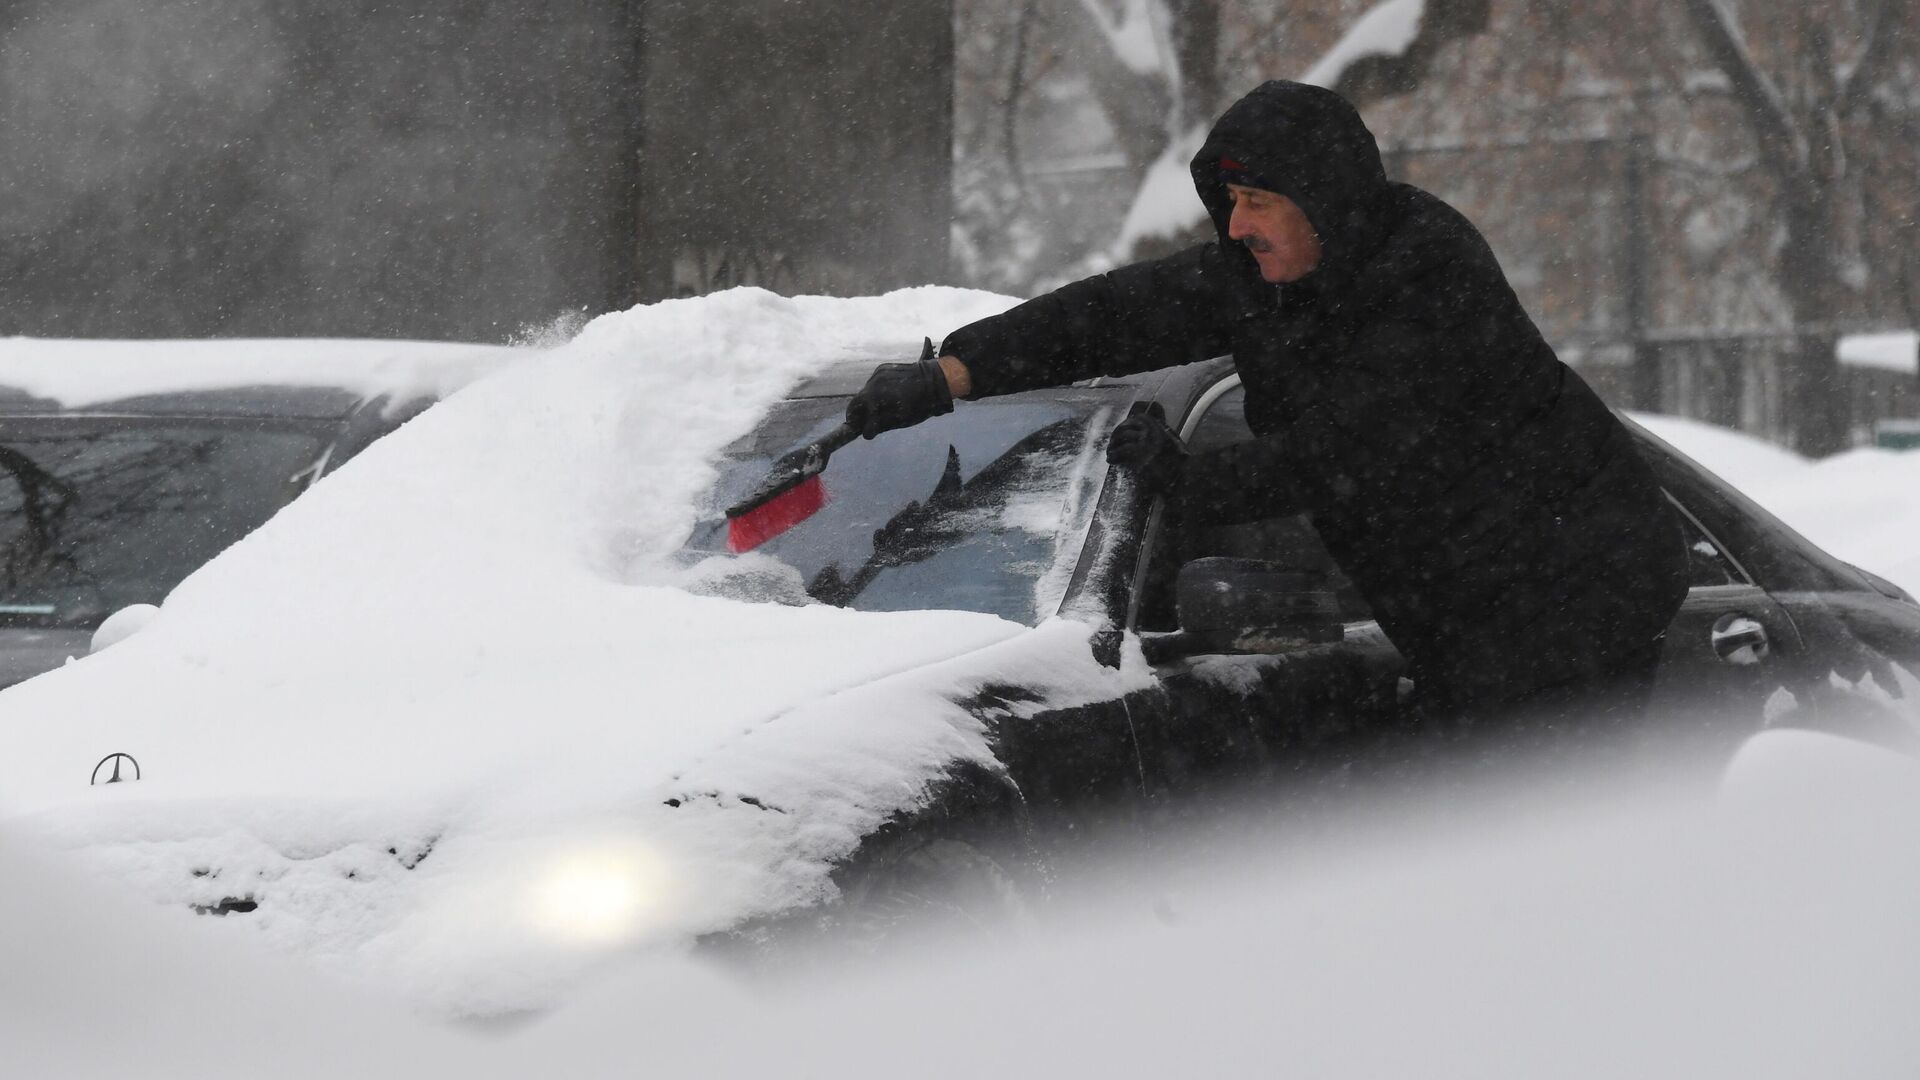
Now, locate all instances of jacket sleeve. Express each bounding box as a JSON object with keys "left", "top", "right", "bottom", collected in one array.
[{"left": 940, "top": 244, "right": 1236, "bottom": 398}]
